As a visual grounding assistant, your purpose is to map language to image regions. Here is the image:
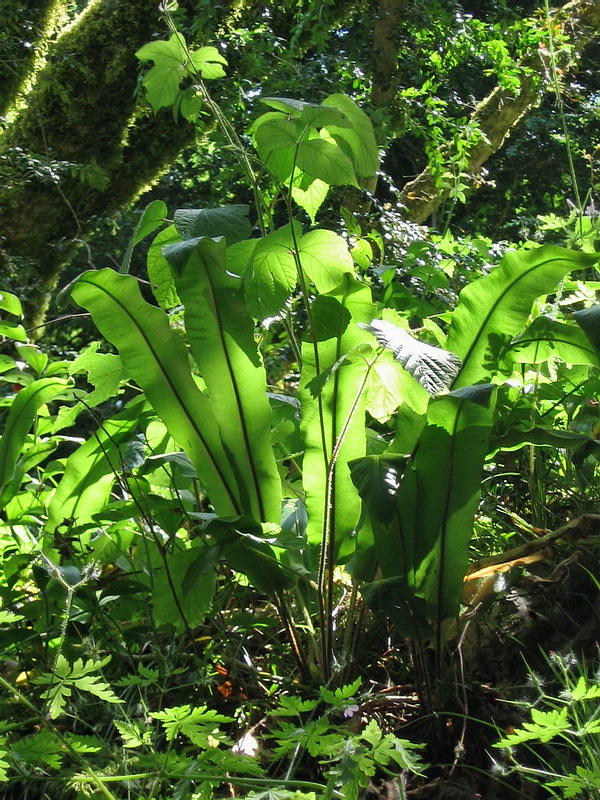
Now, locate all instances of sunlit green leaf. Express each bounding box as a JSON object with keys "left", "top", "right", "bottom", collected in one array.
[
  {"left": 296, "top": 138, "right": 357, "bottom": 186},
  {"left": 164, "top": 236, "right": 282, "bottom": 522},
  {"left": 245, "top": 223, "right": 300, "bottom": 320},
  {"left": 447, "top": 246, "right": 599, "bottom": 387},
  {"left": 298, "top": 229, "right": 354, "bottom": 292}
]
